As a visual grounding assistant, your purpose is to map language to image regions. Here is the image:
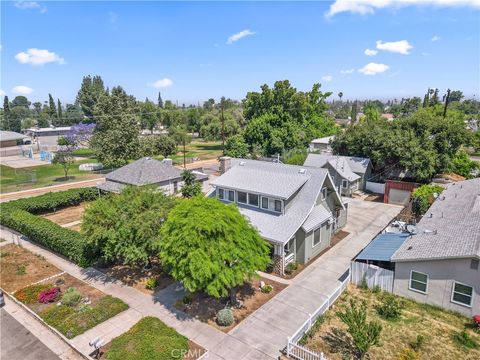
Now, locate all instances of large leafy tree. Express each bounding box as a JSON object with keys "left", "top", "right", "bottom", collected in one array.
[
  {"left": 52, "top": 148, "right": 75, "bottom": 179},
  {"left": 224, "top": 134, "right": 249, "bottom": 158},
  {"left": 82, "top": 186, "right": 178, "bottom": 266},
  {"left": 159, "top": 197, "right": 270, "bottom": 302},
  {"left": 90, "top": 86, "right": 140, "bottom": 168},
  {"left": 180, "top": 170, "right": 201, "bottom": 198}
]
